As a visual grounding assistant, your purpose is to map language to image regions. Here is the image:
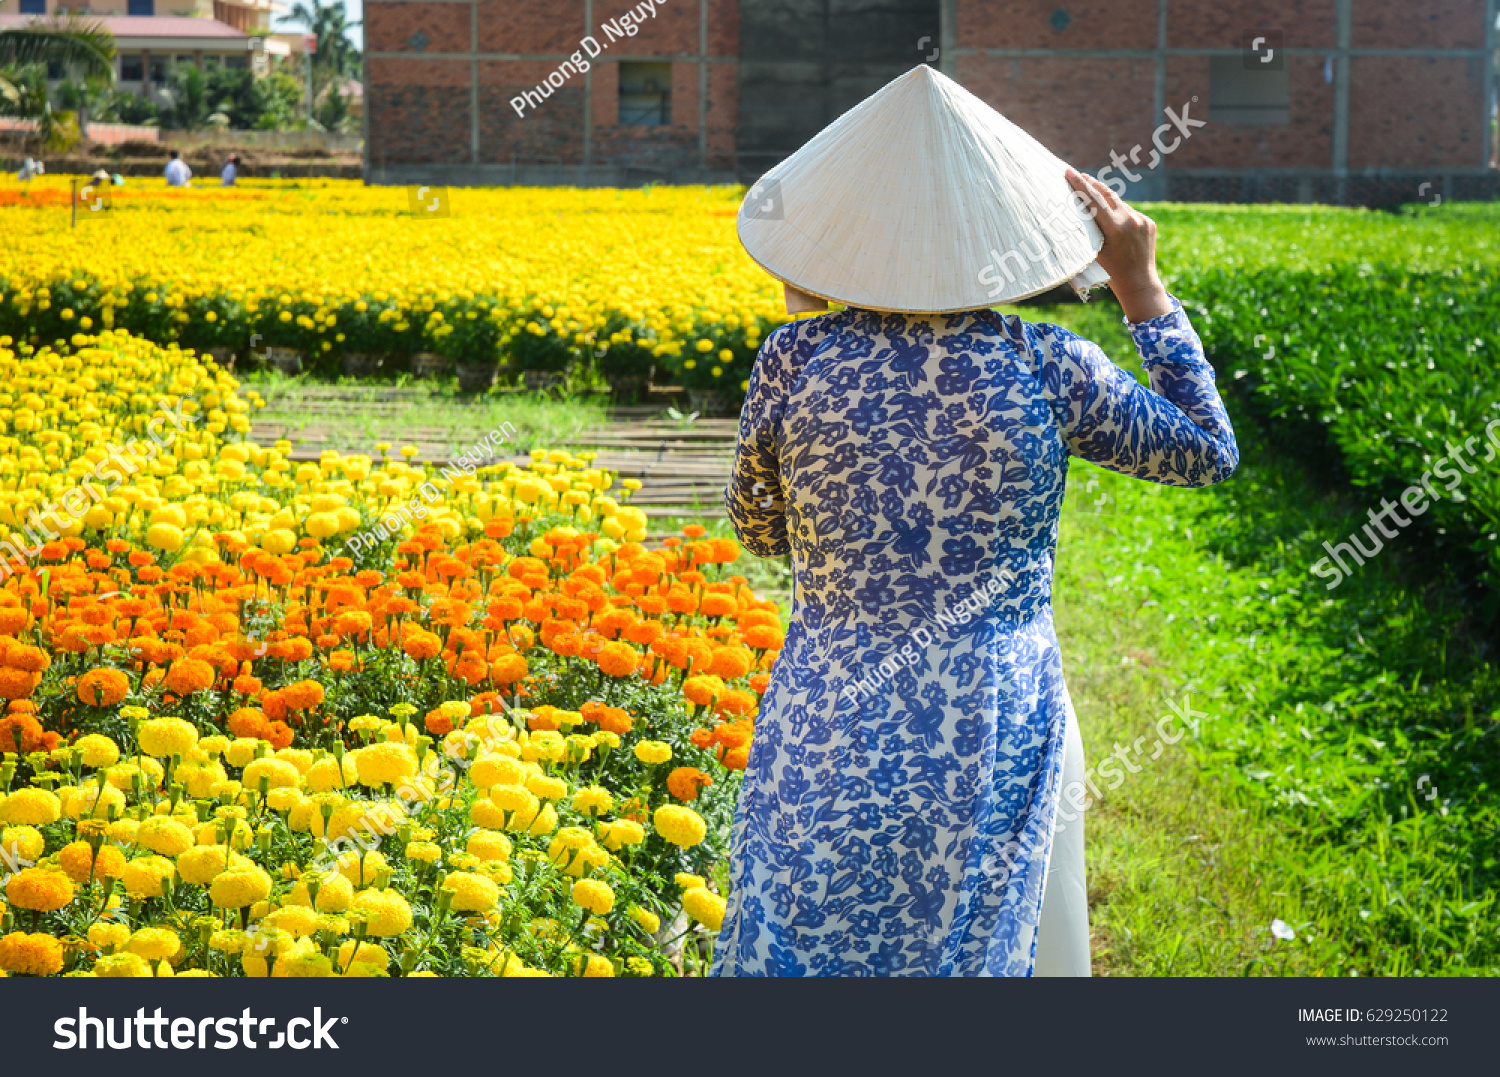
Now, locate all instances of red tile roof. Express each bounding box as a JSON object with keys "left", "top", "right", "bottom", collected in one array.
[{"left": 0, "top": 15, "right": 248, "bottom": 39}]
